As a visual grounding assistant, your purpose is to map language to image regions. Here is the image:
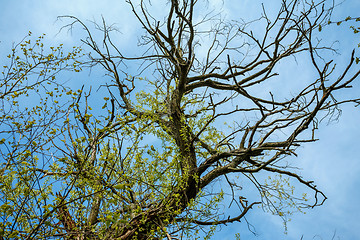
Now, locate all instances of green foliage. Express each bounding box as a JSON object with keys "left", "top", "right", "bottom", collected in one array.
[
  {"left": 0, "top": 33, "right": 84, "bottom": 239},
  {"left": 330, "top": 16, "right": 360, "bottom": 63}
]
